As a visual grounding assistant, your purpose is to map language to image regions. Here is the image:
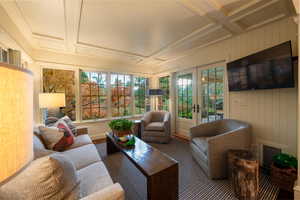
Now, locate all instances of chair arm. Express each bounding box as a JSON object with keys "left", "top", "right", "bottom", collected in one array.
[
  {"left": 76, "top": 126, "right": 88, "bottom": 136},
  {"left": 81, "top": 183, "right": 125, "bottom": 200},
  {"left": 207, "top": 127, "right": 251, "bottom": 178},
  {"left": 141, "top": 112, "right": 151, "bottom": 128},
  {"left": 189, "top": 120, "right": 221, "bottom": 139}
]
